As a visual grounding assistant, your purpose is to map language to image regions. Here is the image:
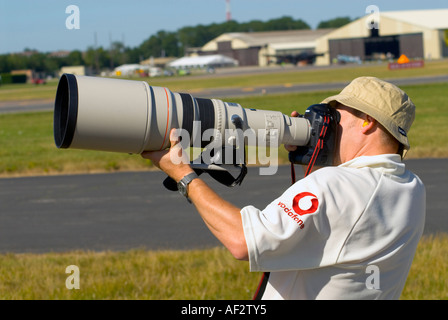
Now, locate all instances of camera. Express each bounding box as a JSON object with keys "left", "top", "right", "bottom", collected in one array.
[{"left": 54, "top": 74, "right": 339, "bottom": 184}]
